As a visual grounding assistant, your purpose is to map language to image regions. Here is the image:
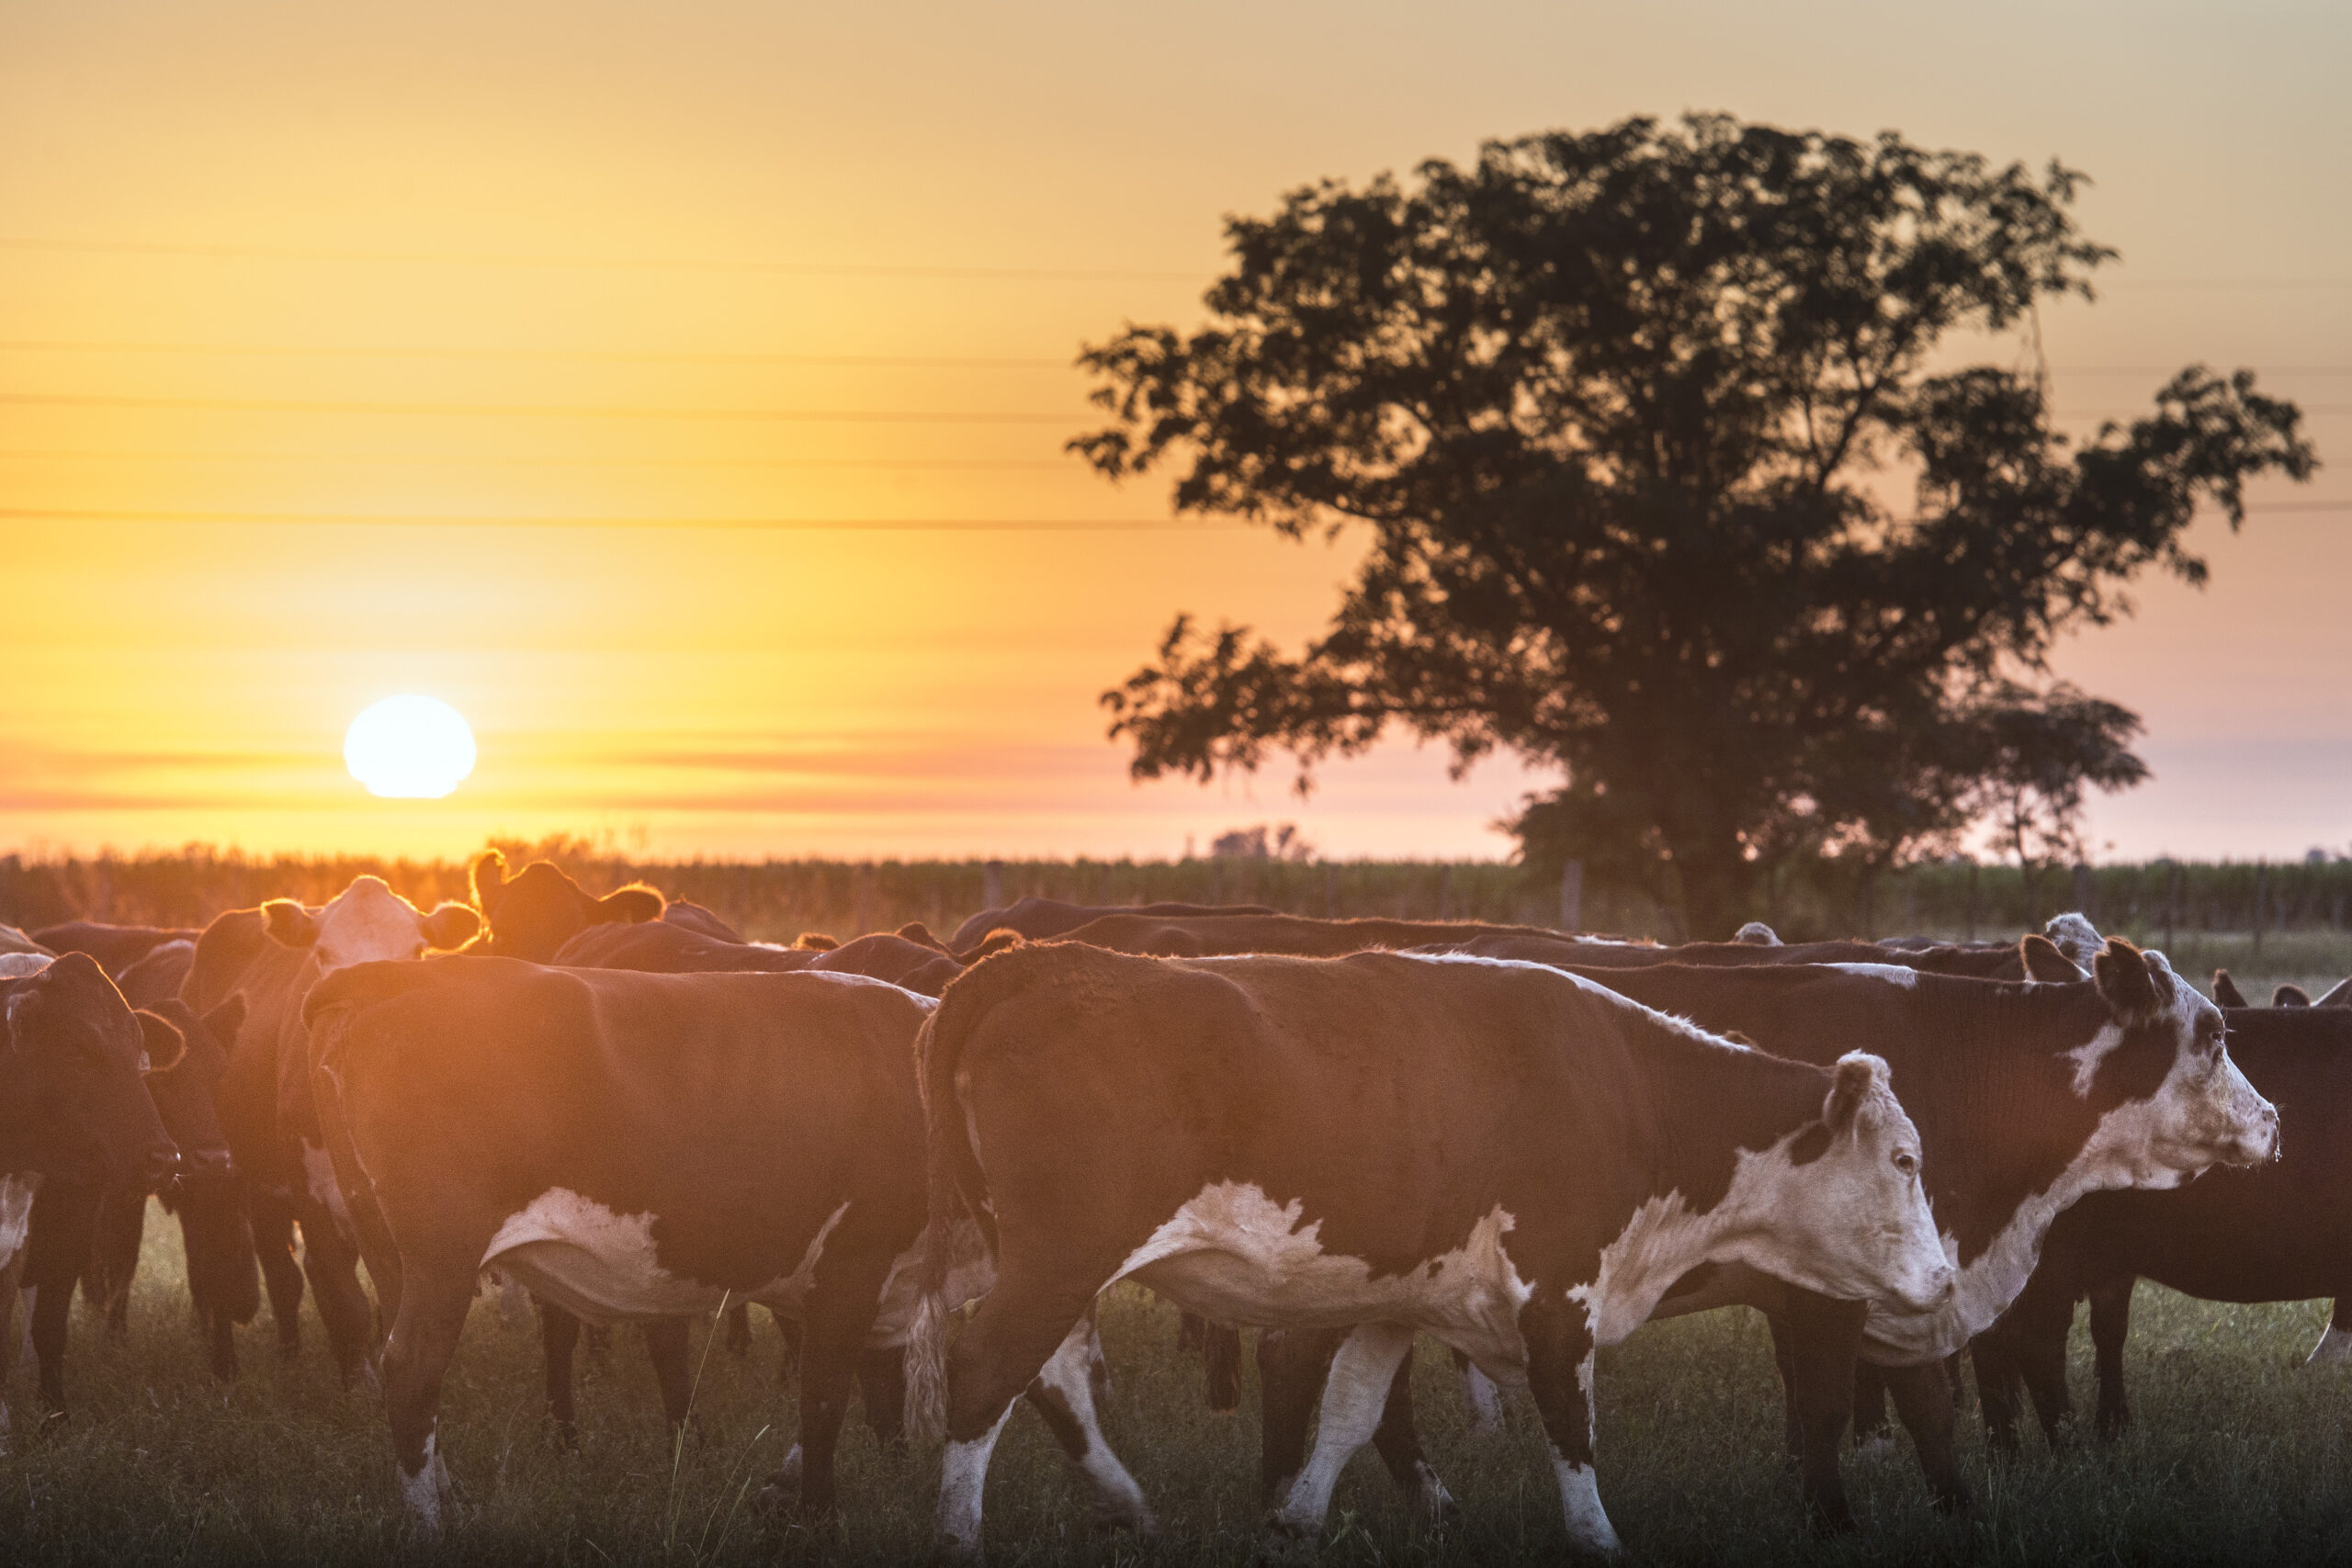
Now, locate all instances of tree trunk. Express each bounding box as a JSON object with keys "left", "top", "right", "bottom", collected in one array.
[{"left": 1672, "top": 844, "right": 1754, "bottom": 943}]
